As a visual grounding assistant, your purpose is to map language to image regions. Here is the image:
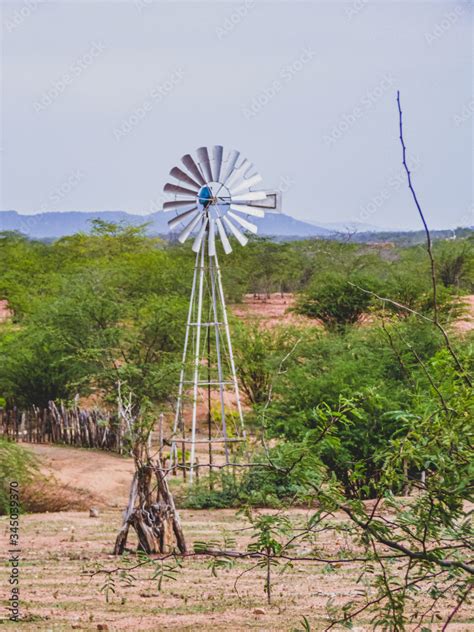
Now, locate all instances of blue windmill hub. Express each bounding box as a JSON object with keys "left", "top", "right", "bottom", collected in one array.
[{"left": 198, "top": 185, "right": 213, "bottom": 210}]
